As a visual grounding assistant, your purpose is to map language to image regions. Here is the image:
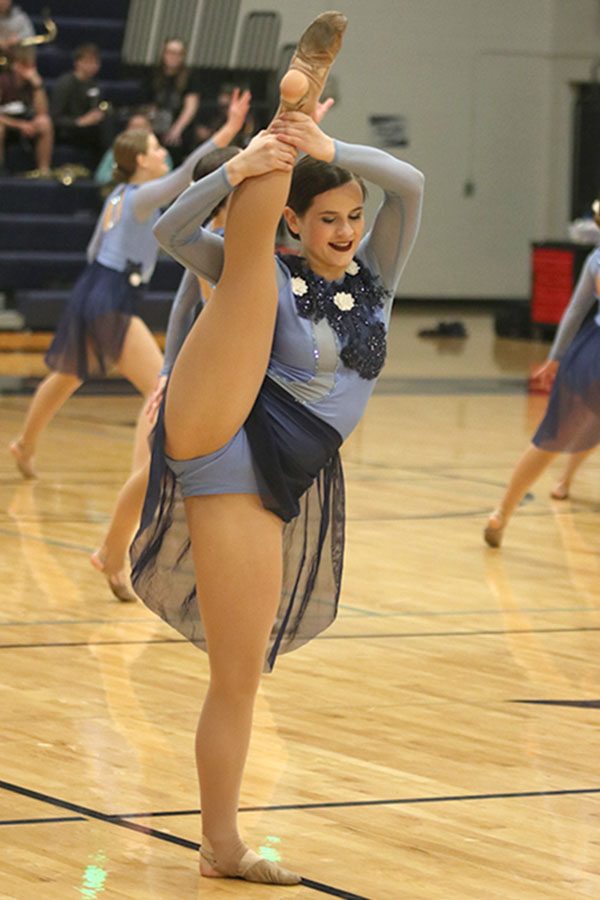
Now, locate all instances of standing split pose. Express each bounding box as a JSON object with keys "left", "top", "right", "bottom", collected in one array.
[
  {"left": 9, "top": 91, "right": 250, "bottom": 484},
  {"left": 130, "top": 11, "right": 424, "bottom": 884},
  {"left": 485, "top": 245, "right": 600, "bottom": 547}
]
